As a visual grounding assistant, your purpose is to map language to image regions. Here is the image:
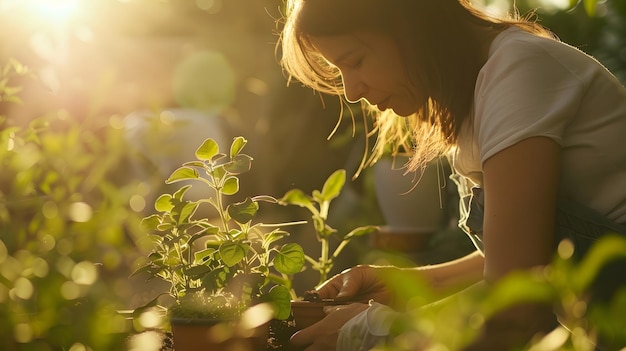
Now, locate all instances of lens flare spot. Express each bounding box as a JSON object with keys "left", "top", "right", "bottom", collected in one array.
[
  {"left": 127, "top": 330, "right": 163, "bottom": 351},
  {"left": 72, "top": 261, "right": 98, "bottom": 285},
  {"left": 68, "top": 343, "right": 88, "bottom": 351},
  {"left": 139, "top": 309, "right": 164, "bottom": 329},
  {"left": 14, "top": 323, "right": 34, "bottom": 343},
  {"left": 60, "top": 281, "right": 81, "bottom": 300},
  {"left": 130, "top": 194, "right": 146, "bottom": 213},
  {"left": 12, "top": 277, "right": 34, "bottom": 300},
  {"left": 69, "top": 202, "right": 93, "bottom": 222},
  {"left": 32, "top": 257, "right": 50, "bottom": 278},
  {"left": 42, "top": 201, "right": 59, "bottom": 219},
  {"left": 557, "top": 239, "right": 575, "bottom": 259}
]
